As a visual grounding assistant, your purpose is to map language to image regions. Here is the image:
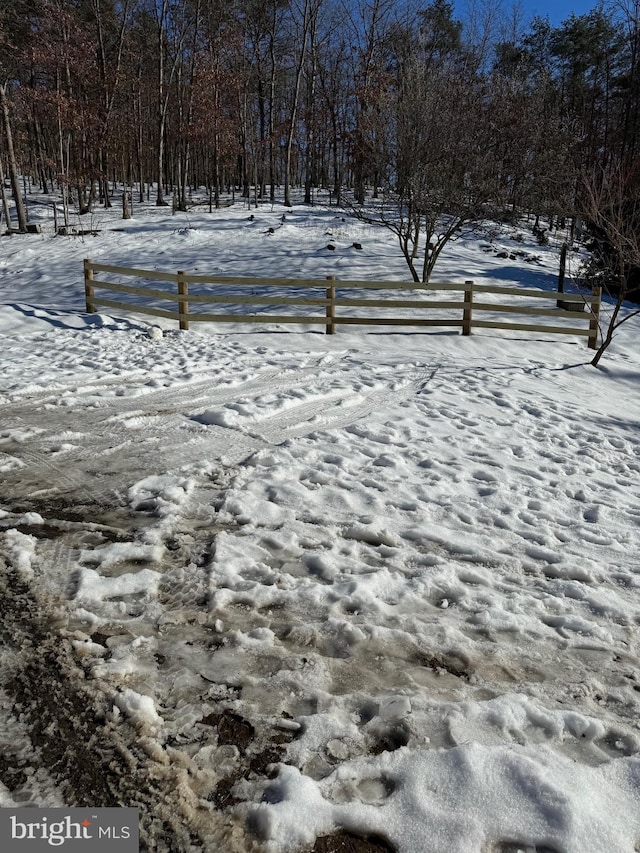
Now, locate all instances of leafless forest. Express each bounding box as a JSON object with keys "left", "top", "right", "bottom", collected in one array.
[{"left": 1, "top": 0, "right": 640, "bottom": 325}]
